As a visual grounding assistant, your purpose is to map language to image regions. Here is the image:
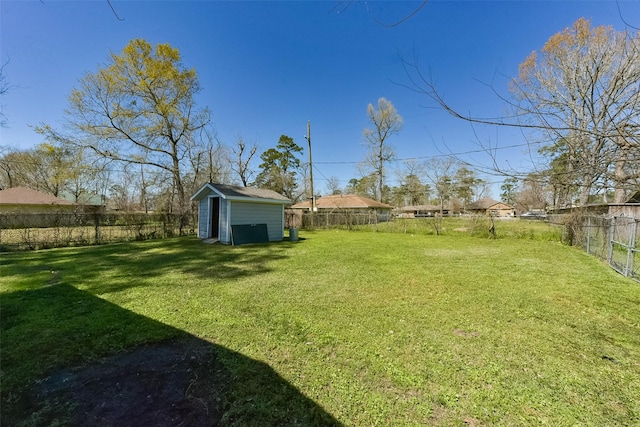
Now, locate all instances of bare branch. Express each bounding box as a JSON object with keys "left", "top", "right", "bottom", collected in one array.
[
  {"left": 333, "top": 0, "right": 430, "bottom": 27},
  {"left": 368, "top": 0, "right": 430, "bottom": 28},
  {"left": 107, "top": 0, "right": 125, "bottom": 21},
  {"left": 400, "top": 19, "right": 640, "bottom": 206}
]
